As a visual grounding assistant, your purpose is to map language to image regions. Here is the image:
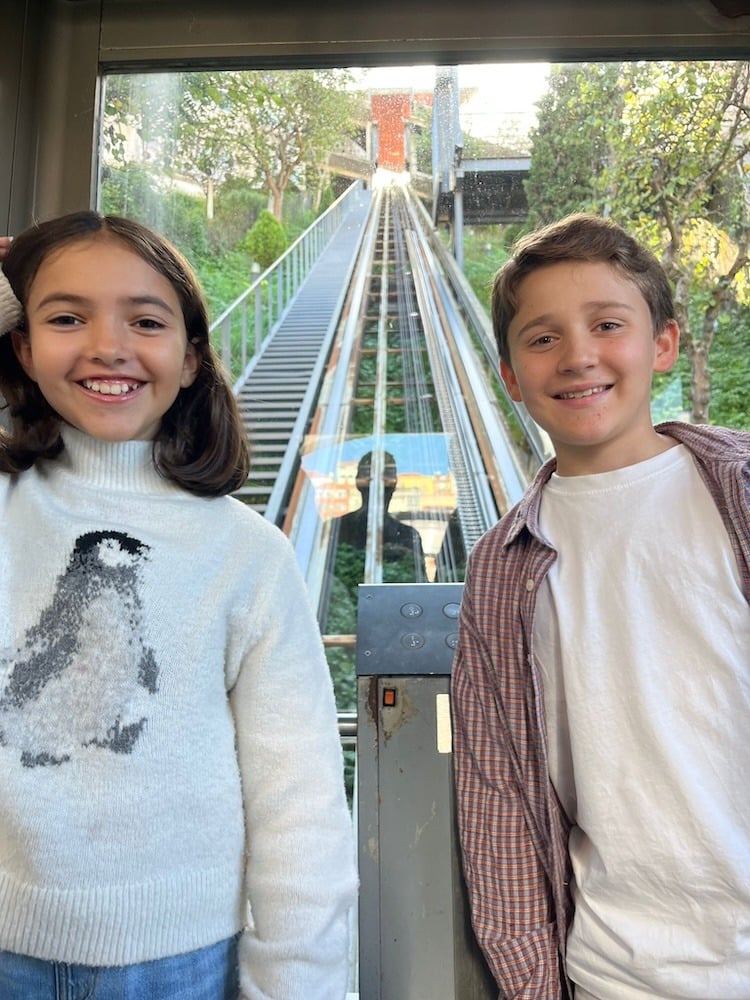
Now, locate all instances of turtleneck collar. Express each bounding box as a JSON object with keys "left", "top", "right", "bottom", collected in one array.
[{"left": 55, "top": 425, "right": 181, "bottom": 495}]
